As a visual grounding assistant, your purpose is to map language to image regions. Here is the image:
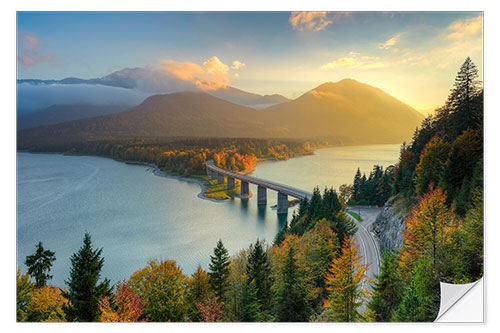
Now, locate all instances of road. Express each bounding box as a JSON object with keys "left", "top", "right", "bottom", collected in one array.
[{"left": 347, "top": 206, "right": 383, "bottom": 287}]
